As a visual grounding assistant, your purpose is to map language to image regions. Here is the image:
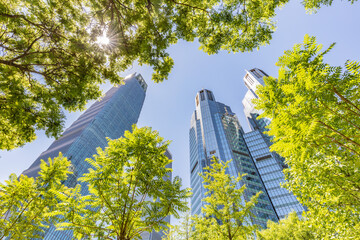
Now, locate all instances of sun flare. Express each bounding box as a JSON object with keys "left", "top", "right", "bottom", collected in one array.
[{"left": 96, "top": 32, "right": 110, "bottom": 45}]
